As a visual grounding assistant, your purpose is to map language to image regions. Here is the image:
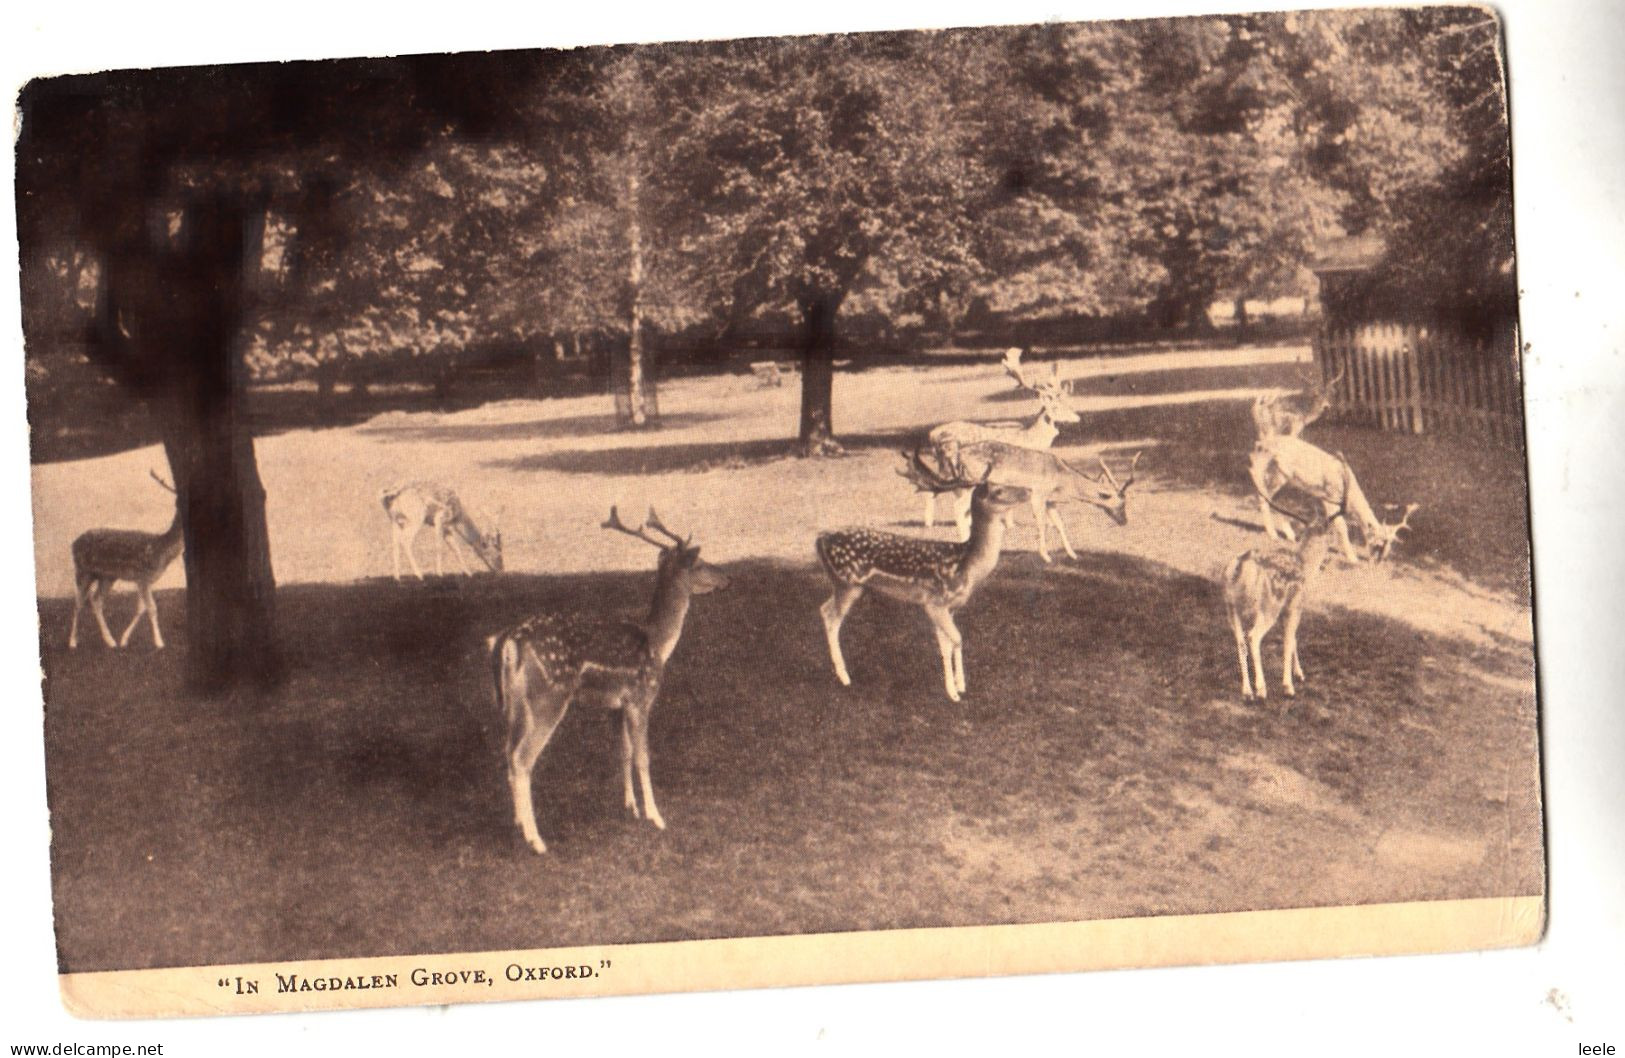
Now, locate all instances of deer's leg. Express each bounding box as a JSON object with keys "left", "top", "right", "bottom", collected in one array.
[
  {"left": 117, "top": 587, "right": 148, "bottom": 647},
  {"left": 143, "top": 584, "right": 165, "bottom": 649},
  {"left": 1046, "top": 503, "right": 1080, "bottom": 561},
  {"left": 447, "top": 528, "right": 477, "bottom": 576},
  {"left": 402, "top": 522, "right": 428, "bottom": 580},
  {"left": 1282, "top": 602, "right": 1305, "bottom": 693},
  {"left": 820, "top": 584, "right": 864, "bottom": 686},
  {"left": 1332, "top": 512, "right": 1360, "bottom": 563},
  {"left": 501, "top": 649, "right": 573, "bottom": 855},
  {"left": 68, "top": 573, "right": 91, "bottom": 649},
  {"left": 1246, "top": 621, "right": 1269, "bottom": 700},
  {"left": 506, "top": 694, "right": 572, "bottom": 855},
  {"left": 629, "top": 703, "right": 665, "bottom": 831},
  {"left": 923, "top": 492, "right": 936, "bottom": 528},
  {"left": 1227, "top": 606, "right": 1253, "bottom": 700},
  {"left": 620, "top": 717, "right": 639, "bottom": 818},
  {"left": 89, "top": 580, "right": 118, "bottom": 648},
  {"left": 924, "top": 604, "right": 964, "bottom": 701}
]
